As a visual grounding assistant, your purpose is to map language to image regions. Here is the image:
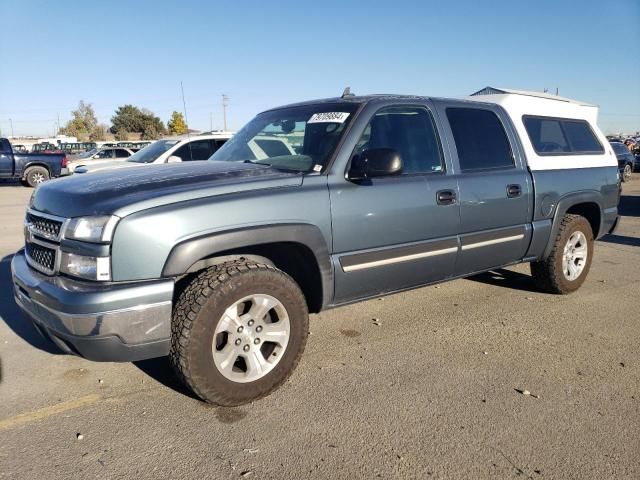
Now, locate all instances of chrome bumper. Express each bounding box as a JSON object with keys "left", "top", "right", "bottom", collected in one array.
[{"left": 11, "top": 250, "right": 173, "bottom": 362}]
